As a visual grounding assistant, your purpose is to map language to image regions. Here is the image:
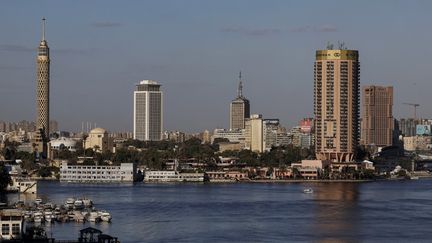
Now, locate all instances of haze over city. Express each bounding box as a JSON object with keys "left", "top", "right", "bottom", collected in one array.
[{"left": 1, "top": 0, "right": 431, "bottom": 132}]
